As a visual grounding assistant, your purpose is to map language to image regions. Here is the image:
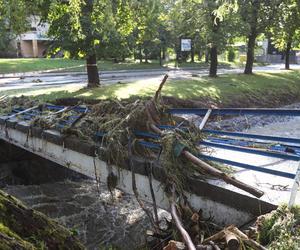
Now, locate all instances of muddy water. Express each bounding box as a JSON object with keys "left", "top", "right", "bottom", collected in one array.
[
  {"left": 4, "top": 180, "right": 152, "bottom": 249},
  {"left": 0, "top": 141, "right": 158, "bottom": 249}
]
